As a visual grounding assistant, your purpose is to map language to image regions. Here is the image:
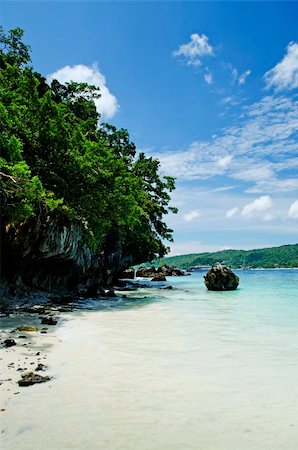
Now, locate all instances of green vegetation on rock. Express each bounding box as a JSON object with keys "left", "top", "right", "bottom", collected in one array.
[{"left": 0, "top": 27, "right": 177, "bottom": 280}]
